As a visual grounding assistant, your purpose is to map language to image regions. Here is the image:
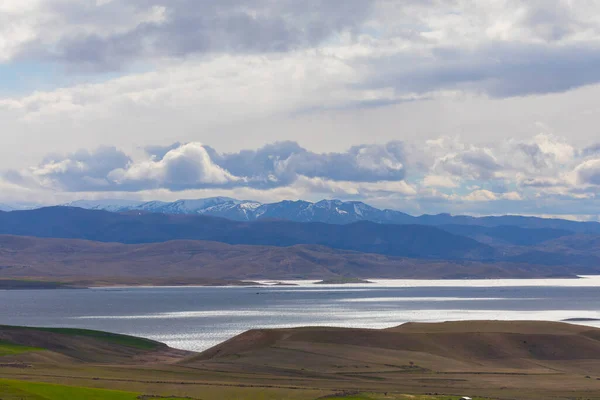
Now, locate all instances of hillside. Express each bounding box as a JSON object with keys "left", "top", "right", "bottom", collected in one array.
[
  {"left": 3, "top": 322, "right": 600, "bottom": 399},
  {"left": 184, "top": 321, "right": 600, "bottom": 399},
  {"left": 0, "top": 325, "right": 188, "bottom": 364},
  {"left": 0, "top": 235, "right": 576, "bottom": 281},
  {"left": 192, "top": 321, "right": 600, "bottom": 370}
]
